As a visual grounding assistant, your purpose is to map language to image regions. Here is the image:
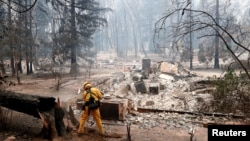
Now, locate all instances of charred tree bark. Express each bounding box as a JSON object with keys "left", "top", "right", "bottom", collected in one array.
[
  {"left": 0, "top": 63, "right": 6, "bottom": 75},
  {"left": 0, "top": 90, "right": 56, "bottom": 118},
  {"left": 54, "top": 98, "right": 66, "bottom": 136},
  {"left": 37, "top": 98, "right": 66, "bottom": 140}
]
